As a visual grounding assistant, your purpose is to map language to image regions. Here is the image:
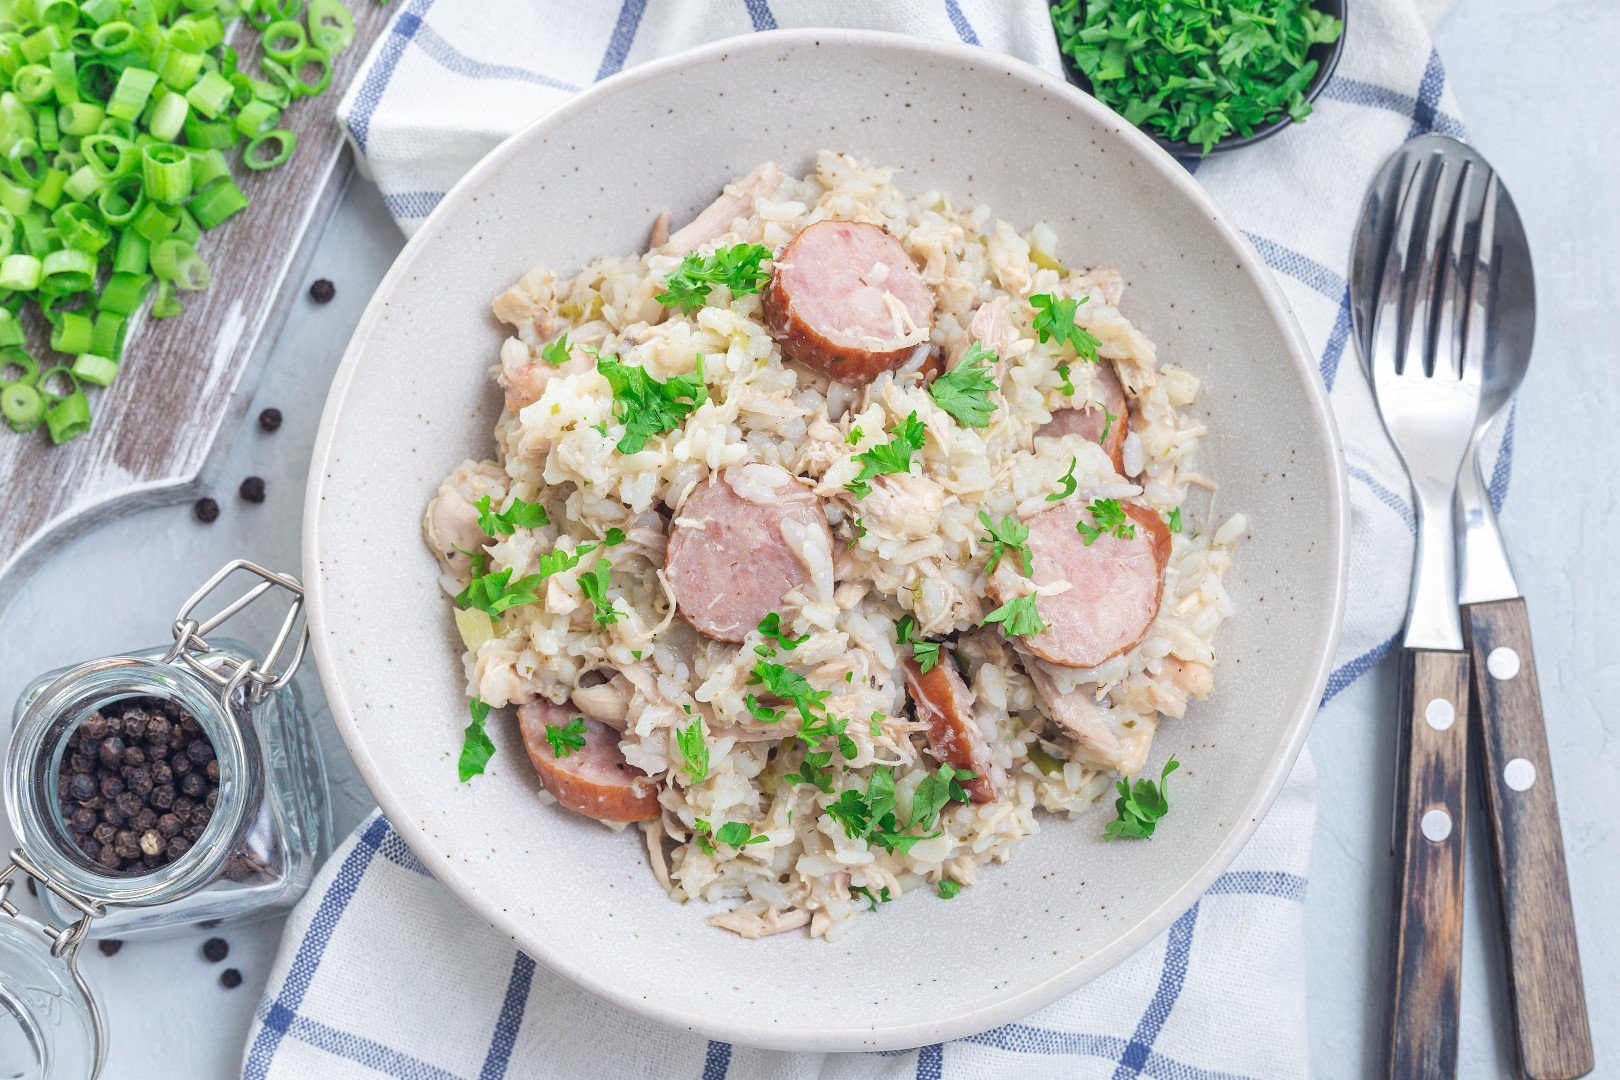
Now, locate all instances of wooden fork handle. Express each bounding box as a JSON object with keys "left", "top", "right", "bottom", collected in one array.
[
  {"left": 1465, "top": 598, "right": 1593, "bottom": 1079},
  {"left": 1384, "top": 647, "right": 1470, "bottom": 1080}
]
